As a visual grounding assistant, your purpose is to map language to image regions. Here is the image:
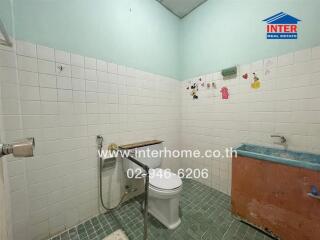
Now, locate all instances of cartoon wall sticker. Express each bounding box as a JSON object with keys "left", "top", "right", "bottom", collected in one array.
[
  {"left": 251, "top": 72, "right": 261, "bottom": 89},
  {"left": 220, "top": 87, "right": 229, "bottom": 100},
  {"left": 198, "top": 77, "right": 206, "bottom": 88},
  {"left": 242, "top": 73, "right": 248, "bottom": 80},
  {"left": 190, "top": 83, "right": 199, "bottom": 99},
  {"left": 204, "top": 81, "right": 217, "bottom": 98}
]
